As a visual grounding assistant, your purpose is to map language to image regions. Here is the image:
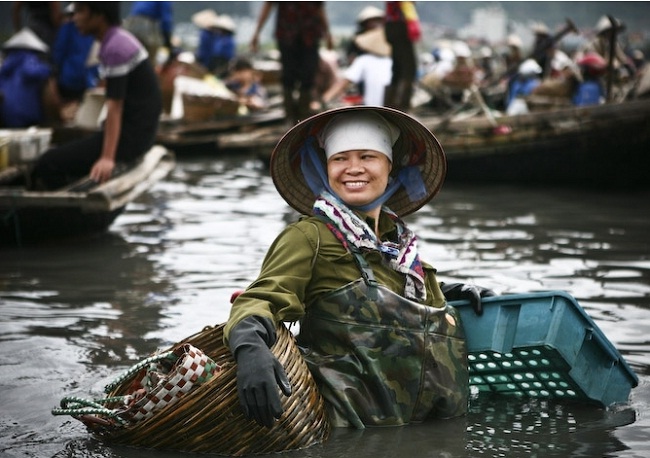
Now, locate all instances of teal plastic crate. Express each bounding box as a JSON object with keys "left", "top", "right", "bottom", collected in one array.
[{"left": 450, "top": 291, "right": 638, "bottom": 407}]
